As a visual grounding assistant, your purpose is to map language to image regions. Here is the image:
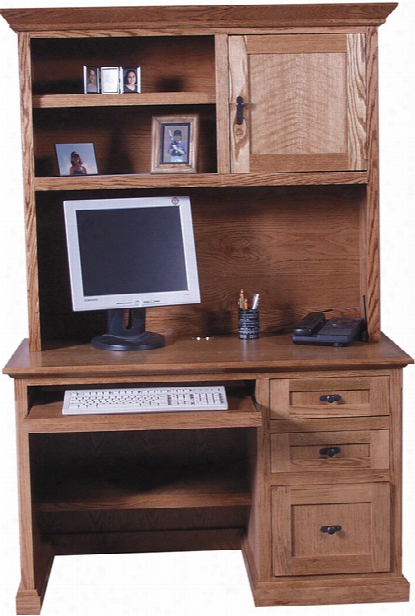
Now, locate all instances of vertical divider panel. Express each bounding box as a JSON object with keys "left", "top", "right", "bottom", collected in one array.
[
  {"left": 364, "top": 26, "right": 381, "bottom": 341},
  {"left": 19, "top": 32, "right": 41, "bottom": 351},
  {"left": 215, "top": 34, "right": 231, "bottom": 174}
]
